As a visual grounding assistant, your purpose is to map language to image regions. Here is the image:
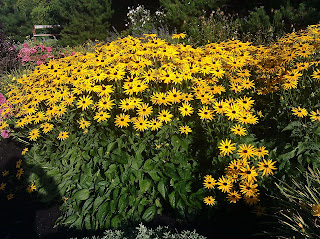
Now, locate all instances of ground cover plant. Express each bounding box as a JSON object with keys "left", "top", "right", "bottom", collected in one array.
[{"left": 0, "top": 24, "right": 320, "bottom": 235}]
